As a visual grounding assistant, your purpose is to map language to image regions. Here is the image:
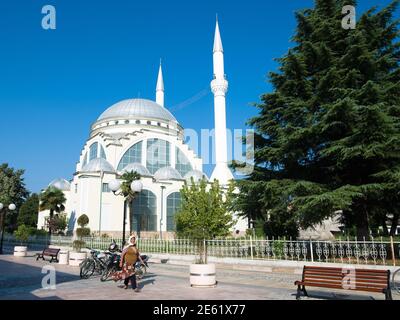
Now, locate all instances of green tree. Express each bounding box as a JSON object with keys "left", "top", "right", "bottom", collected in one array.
[
  {"left": 176, "top": 179, "right": 236, "bottom": 263},
  {"left": 17, "top": 194, "right": 39, "bottom": 228},
  {"left": 0, "top": 163, "right": 29, "bottom": 233},
  {"left": 14, "top": 224, "right": 31, "bottom": 245},
  {"left": 73, "top": 214, "right": 90, "bottom": 252},
  {"left": 46, "top": 213, "right": 68, "bottom": 235},
  {"left": 39, "top": 187, "right": 66, "bottom": 234},
  {"left": 234, "top": 0, "right": 400, "bottom": 239},
  {"left": 119, "top": 170, "right": 141, "bottom": 236}
]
